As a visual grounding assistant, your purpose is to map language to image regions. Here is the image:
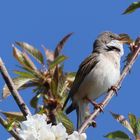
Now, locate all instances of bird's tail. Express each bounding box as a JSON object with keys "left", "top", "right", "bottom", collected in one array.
[{"left": 76, "top": 100, "right": 89, "bottom": 129}]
